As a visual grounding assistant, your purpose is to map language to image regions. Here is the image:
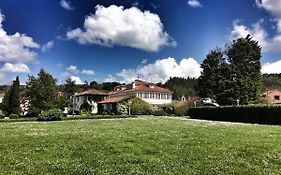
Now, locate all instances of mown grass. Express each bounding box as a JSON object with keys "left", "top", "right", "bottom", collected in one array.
[{"left": 0, "top": 117, "right": 281, "bottom": 174}]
